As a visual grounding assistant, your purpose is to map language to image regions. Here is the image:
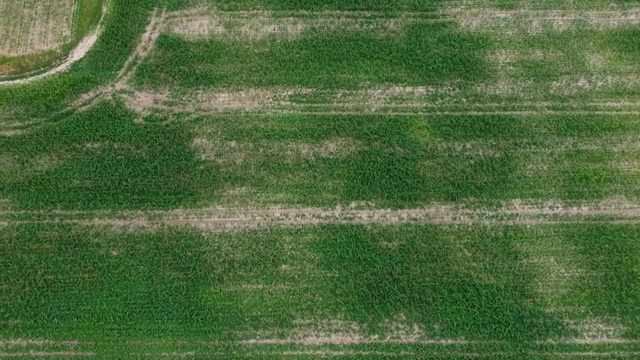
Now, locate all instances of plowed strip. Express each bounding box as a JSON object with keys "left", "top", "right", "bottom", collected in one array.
[{"left": 2, "top": 200, "right": 640, "bottom": 230}]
